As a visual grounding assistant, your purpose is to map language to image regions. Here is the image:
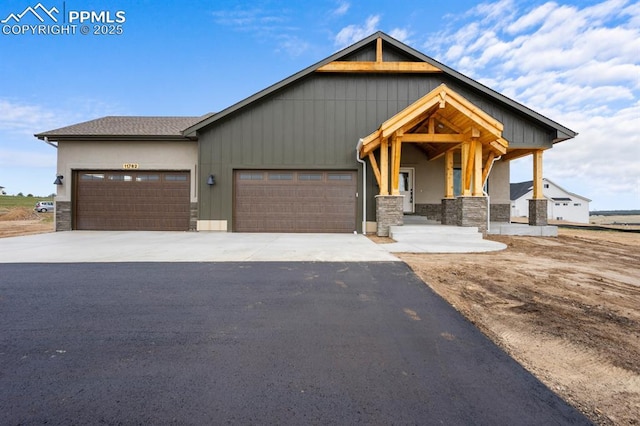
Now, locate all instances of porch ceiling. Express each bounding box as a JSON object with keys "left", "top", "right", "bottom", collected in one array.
[{"left": 359, "top": 84, "right": 509, "bottom": 160}]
